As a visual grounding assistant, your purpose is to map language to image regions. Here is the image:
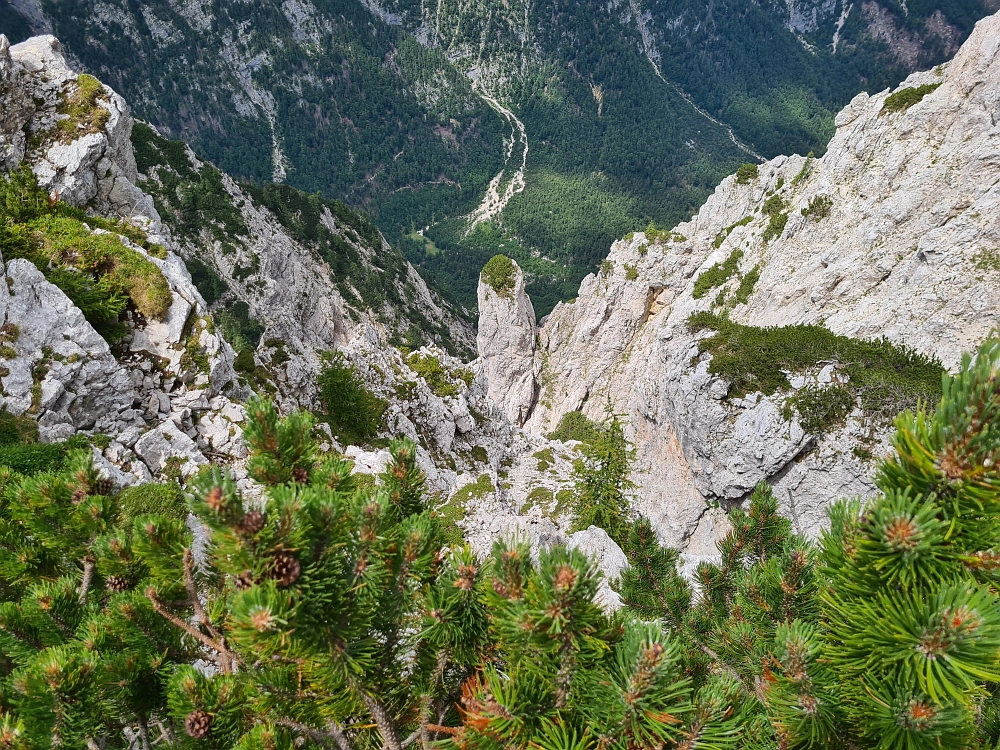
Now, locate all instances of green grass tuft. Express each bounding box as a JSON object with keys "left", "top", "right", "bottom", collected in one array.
[
  {"left": 55, "top": 74, "right": 110, "bottom": 141},
  {"left": 546, "top": 411, "right": 601, "bottom": 444},
  {"left": 688, "top": 312, "right": 945, "bottom": 428},
  {"left": 435, "top": 474, "right": 493, "bottom": 546},
  {"left": 781, "top": 384, "right": 855, "bottom": 434},
  {"left": 792, "top": 151, "right": 815, "bottom": 185},
  {"left": 117, "top": 482, "right": 187, "bottom": 527},
  {"left": 481, "top": 254, "right": 517, "bottom": 298},
  {"left": 761, "top": 194, "right": 789, "bottom": 243},
  {"left": 801, "top": 195, "right": 833, "bottom": 221},
  {"left": 0, "top": 167, "right": 171, "bottom": 340},
  {"left": 734, "top": 265, "right": 760, "bottom": 304},
  {"left": 735, "top": 163, "right": 759, "bottom": 184},
  {"left": 881, "top": 83, "right": 941, "bottom": 114},
  {"left": 712, "top": 216, "right": 753, "bottom": 249},
  {"left": 694, "top": 249, "right": 743, "bottom": 299},
  {"left": 406, "top": 352, "right": 471, "bottom": 398}
]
